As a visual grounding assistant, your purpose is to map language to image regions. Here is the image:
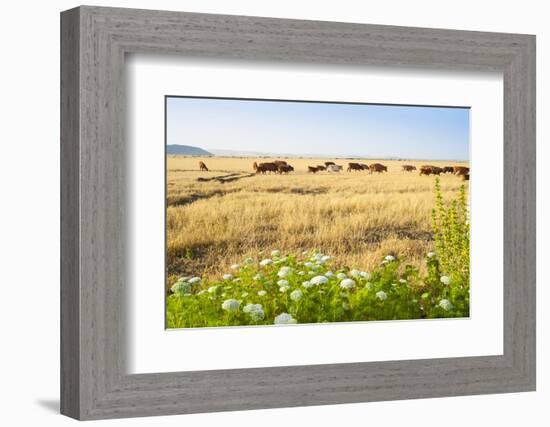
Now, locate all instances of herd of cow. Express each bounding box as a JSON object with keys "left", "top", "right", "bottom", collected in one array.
[
  {"left": 252, "top": 161, "right": 295, "bottom": 174},
  {"left": 252, "top": 160, "right": 389, "bottom": 174},
  {"left": 416, "top": 164, "right": 470, "bottom": 180},
  {"left": 198, "top": 160, "right": 469, "bottom": 180}
]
